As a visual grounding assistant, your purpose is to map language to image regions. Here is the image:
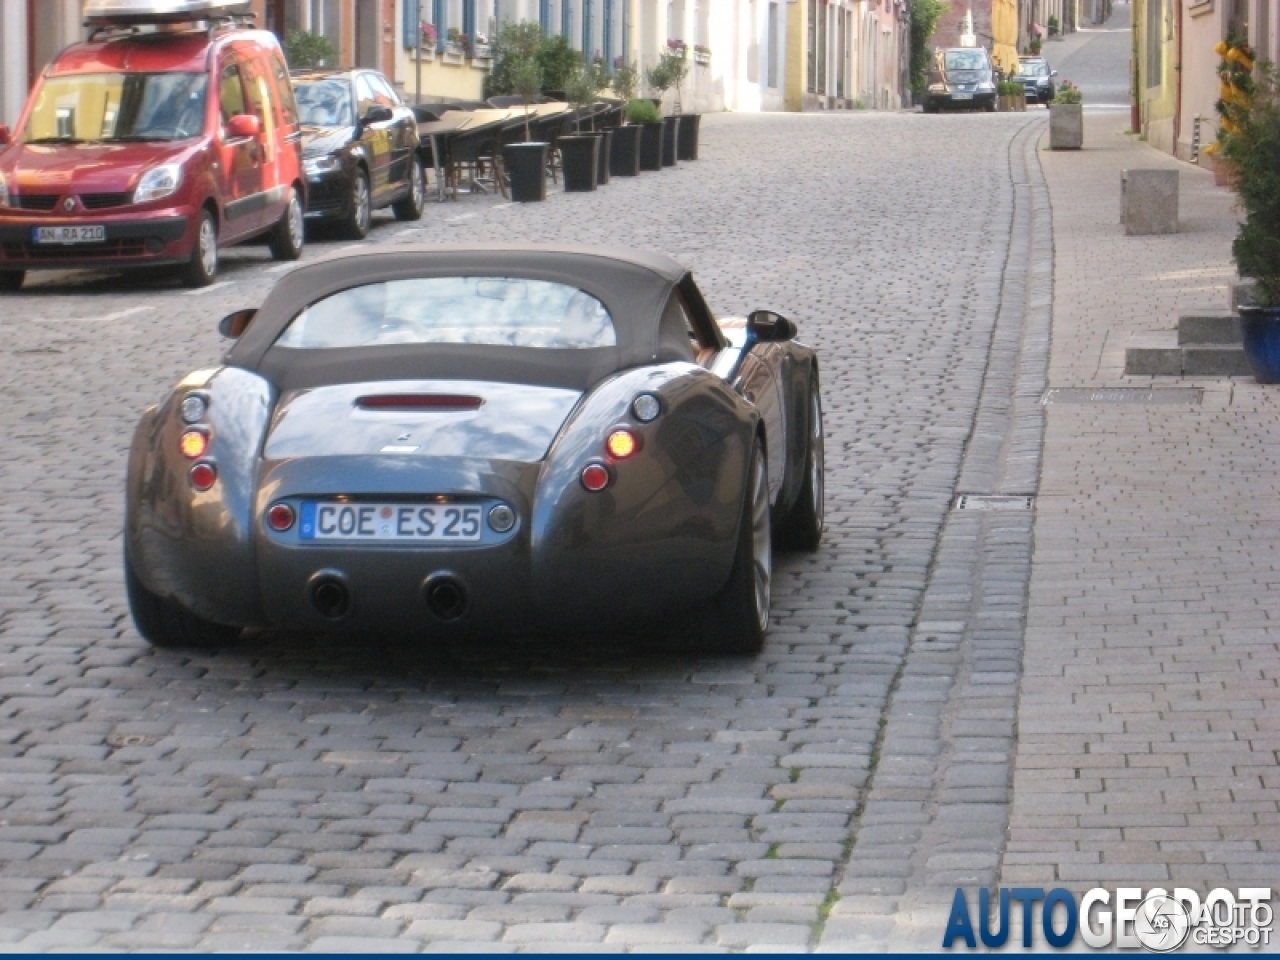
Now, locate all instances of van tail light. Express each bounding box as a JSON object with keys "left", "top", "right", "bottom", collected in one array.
[{"left": 189, "top": 462, "right": 216, "bottom": 491}]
